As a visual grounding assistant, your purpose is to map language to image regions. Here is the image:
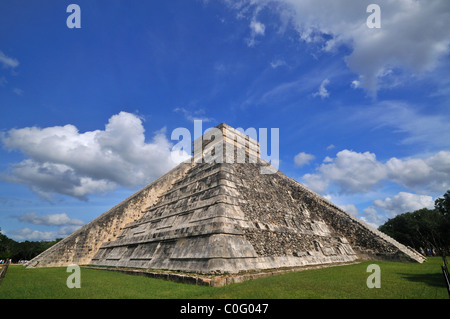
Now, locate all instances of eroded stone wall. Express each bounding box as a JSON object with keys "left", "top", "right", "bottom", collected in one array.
[
  {"left": 26, "top": 162, "right": 192, "bottom": 268},
  {"left": 232, "top": 161, "right": 425, "bottom": 263},
  {"left": 27, "top": 123, "right": 424, "bottom": 272}
]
